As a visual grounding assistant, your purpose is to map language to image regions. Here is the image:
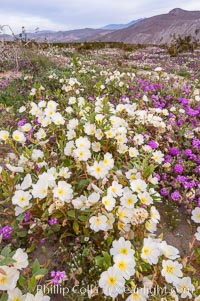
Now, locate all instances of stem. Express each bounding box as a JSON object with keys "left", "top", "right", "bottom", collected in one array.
[{"left": 8, "top": 139, "right": 20, "bottom": 156}]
